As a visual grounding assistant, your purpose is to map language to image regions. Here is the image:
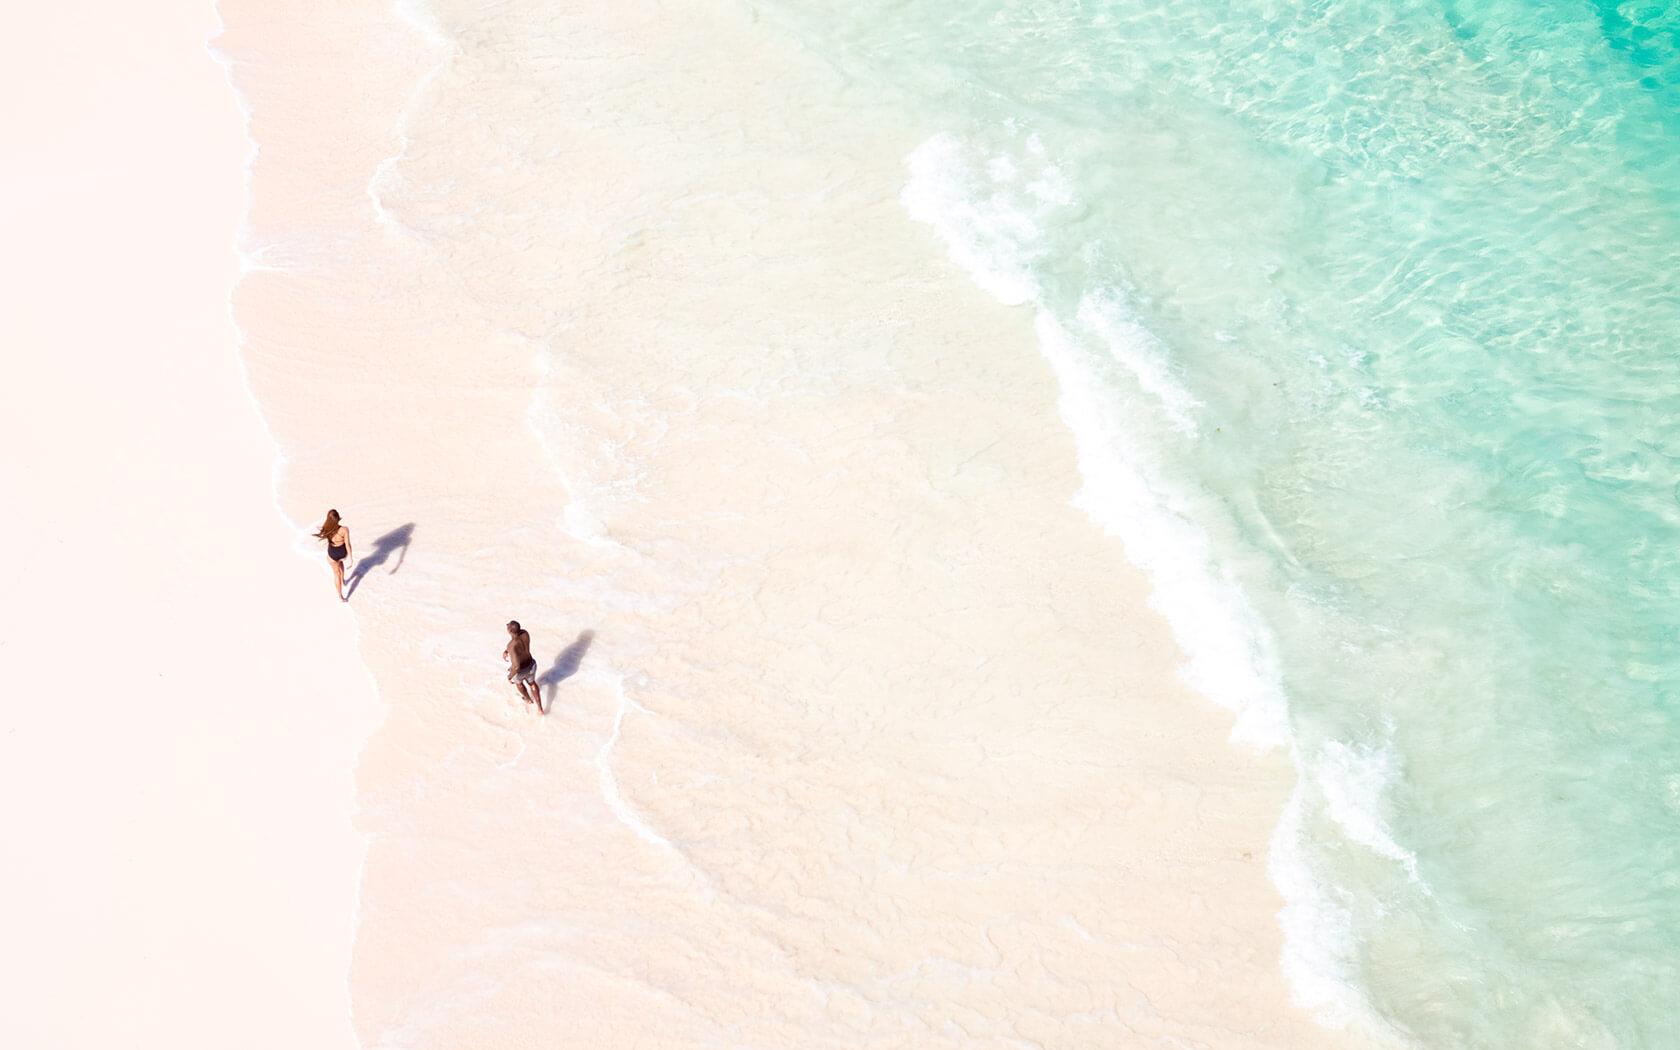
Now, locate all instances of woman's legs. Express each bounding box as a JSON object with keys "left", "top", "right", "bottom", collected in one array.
[{"left": 332, "top": 557, "right": 346, "bottom": 601}]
